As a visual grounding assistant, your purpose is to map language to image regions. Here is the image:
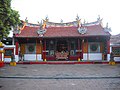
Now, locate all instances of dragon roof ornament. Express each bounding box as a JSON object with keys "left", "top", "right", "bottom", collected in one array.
[
  {"left": 41, "top": 15, "right": 81, "bottom": 27},
  {"left": 104, "top": 23, "right": 111, "bottom": 33}
]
